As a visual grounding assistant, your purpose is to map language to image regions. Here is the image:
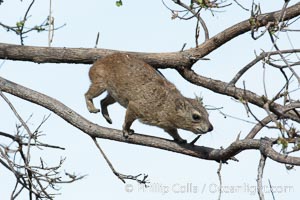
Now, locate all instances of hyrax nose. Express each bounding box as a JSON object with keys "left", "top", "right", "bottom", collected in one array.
[{"left": 208, "top": 124, "right": 213, "bottom": 132}]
